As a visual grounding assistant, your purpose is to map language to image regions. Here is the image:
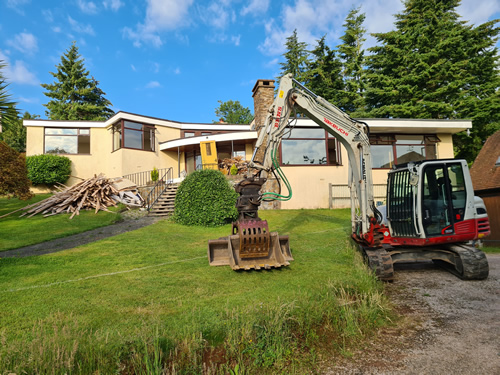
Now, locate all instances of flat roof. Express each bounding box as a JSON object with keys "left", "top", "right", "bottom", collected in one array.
[{"left": 160, "top": 131, "right": 258, "bottom": 151}]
